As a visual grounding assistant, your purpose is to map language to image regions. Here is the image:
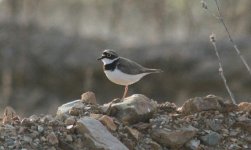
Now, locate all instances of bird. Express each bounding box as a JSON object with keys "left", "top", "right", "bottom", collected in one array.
[{"left": 97, "top": 49, "right": 162, "bottom": 99}]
